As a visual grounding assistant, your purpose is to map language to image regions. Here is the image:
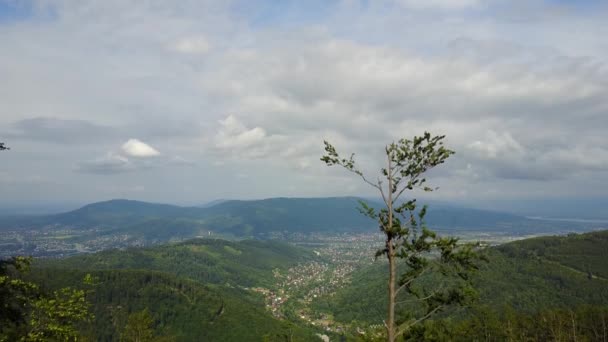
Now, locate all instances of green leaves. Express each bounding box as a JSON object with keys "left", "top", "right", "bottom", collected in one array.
[
  {"left": 358, "top": 200, "right": 378, "bottom": 220},
  {"left": 321, "top": 141, "right": 356, "bottom": 171},
  {"left": 25, "top": 287, "right": 93, "bottom": 342},
  {"left": 121, "top": 309, "right": 156, "bottom": 342},
  {"left": 0, "top": 257, "right": 93, "bottom": 342}
]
